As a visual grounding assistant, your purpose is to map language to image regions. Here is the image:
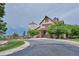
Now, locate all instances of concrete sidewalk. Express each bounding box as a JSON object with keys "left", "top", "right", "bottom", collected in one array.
[{"left": 0, "top": 41, "right": 8, "bottom": 45}]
